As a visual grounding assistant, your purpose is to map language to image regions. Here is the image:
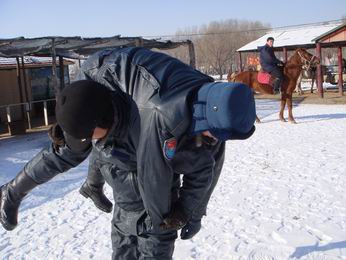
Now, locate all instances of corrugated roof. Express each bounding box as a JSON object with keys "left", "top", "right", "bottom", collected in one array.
[
  {"left": 0, "top": 36, "right": 192, "bottom": 58},
  {"left": 238, "top": 21, "right": 342, "bottom": 52},
  {"left": 313, "top": 22, "right": 346, "bottom": 42}
]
